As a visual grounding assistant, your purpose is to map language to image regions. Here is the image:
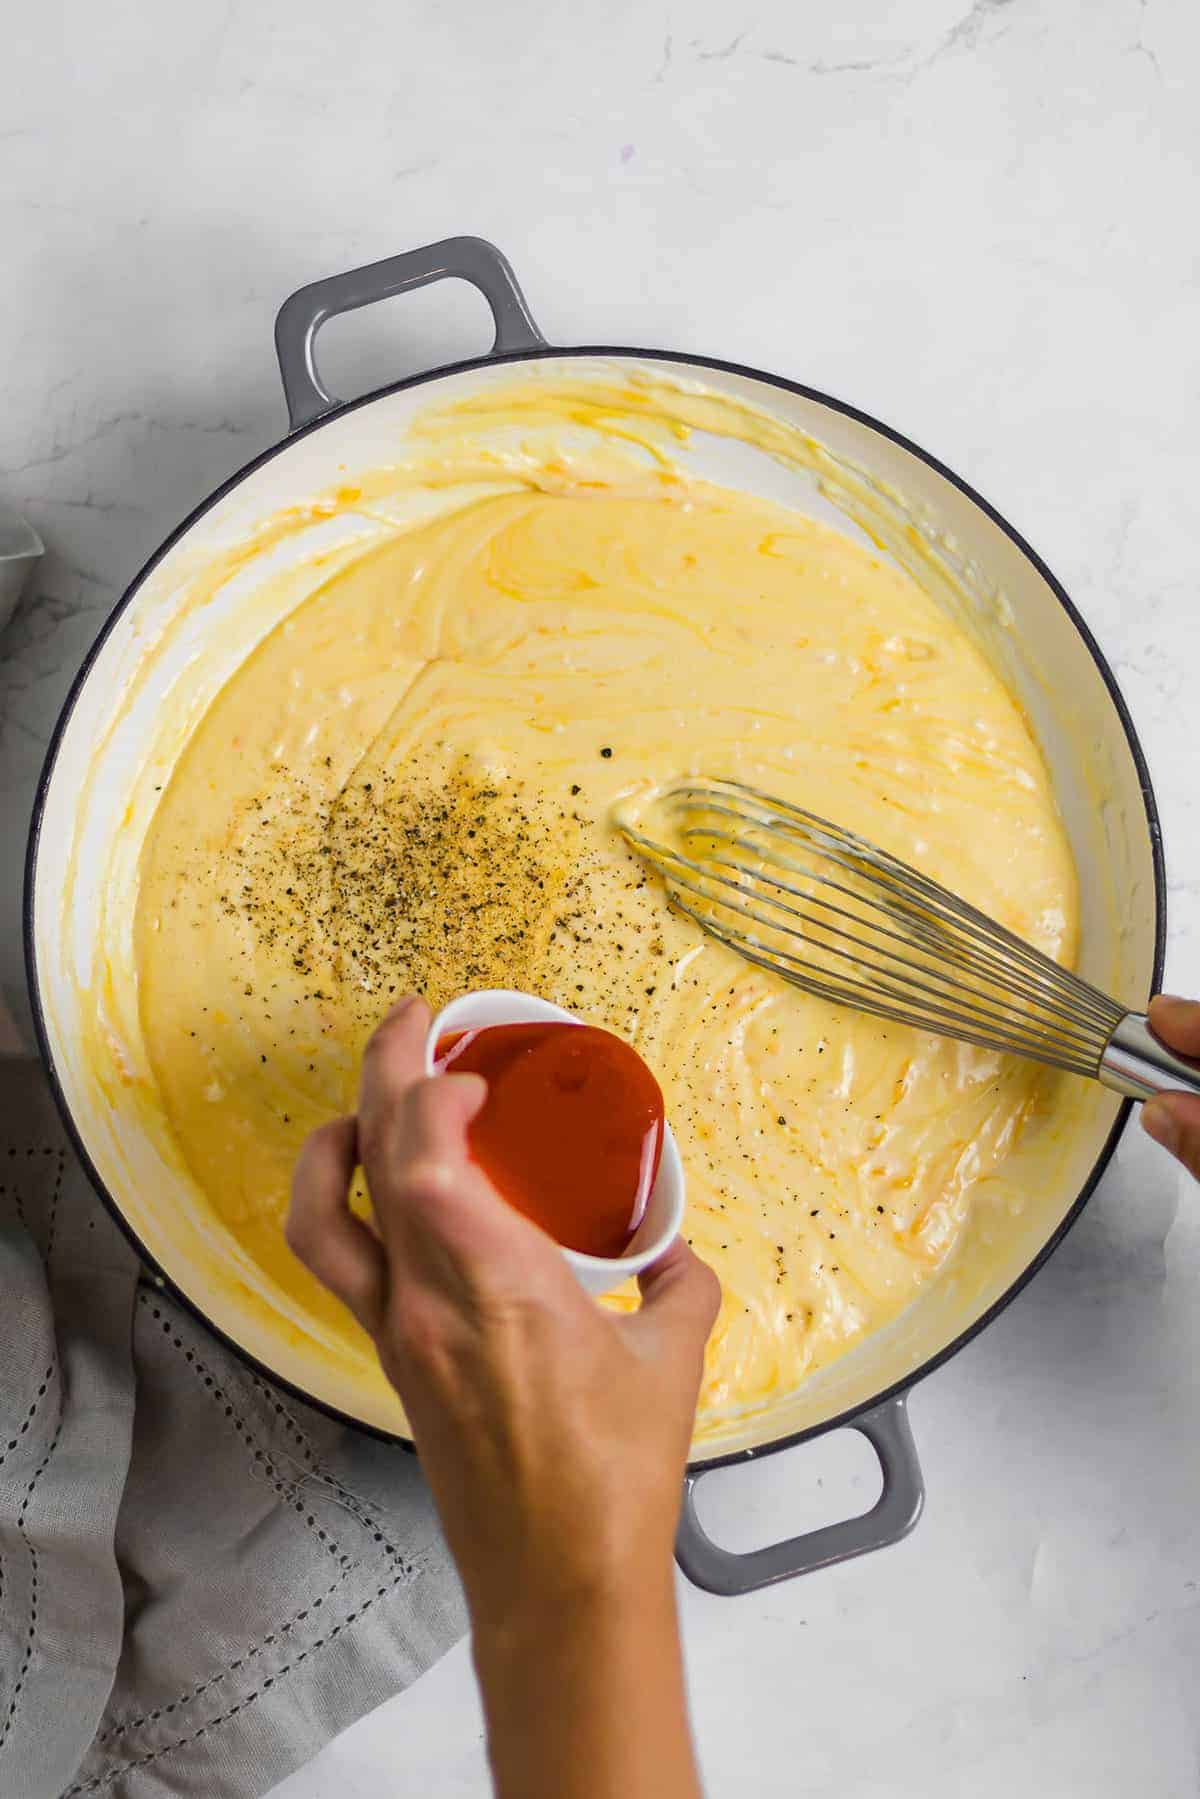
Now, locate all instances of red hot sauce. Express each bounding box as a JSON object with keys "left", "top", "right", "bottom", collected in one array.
[{"left": 435, "top": 1021, "right": 665, "bottom": 1258}]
